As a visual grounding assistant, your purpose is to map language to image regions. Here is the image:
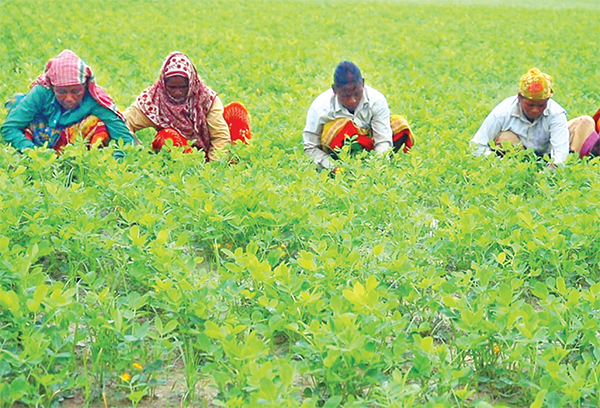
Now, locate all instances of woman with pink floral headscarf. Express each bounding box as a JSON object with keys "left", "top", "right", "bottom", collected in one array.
[
  {"left": 124, "top": 51, "right": 251, "bottom": 161},
  {"left": 1, "top": 50, "right": 135, "bottom": 152}
]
